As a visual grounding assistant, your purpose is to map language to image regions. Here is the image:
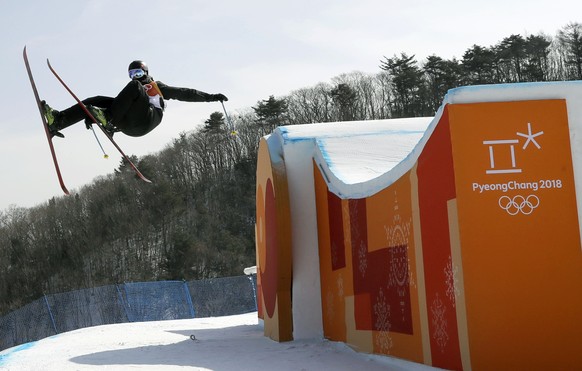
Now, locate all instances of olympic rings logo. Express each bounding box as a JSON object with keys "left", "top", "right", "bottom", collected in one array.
[{"left": 498, "top": 195, "right": 540, "bottom": 215}]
